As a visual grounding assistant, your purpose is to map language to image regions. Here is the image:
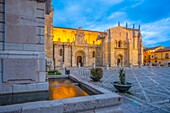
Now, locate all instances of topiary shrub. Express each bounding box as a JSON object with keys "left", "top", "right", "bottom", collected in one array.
[
  {"left": 90, "top": 68, "right": 103, "bottom": 81},
  {"left": 119, "top": 68, "right": 126, "bottom": 84},
  {"left": 48, "top": 70, "right": 62, "bottom": 75}
]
